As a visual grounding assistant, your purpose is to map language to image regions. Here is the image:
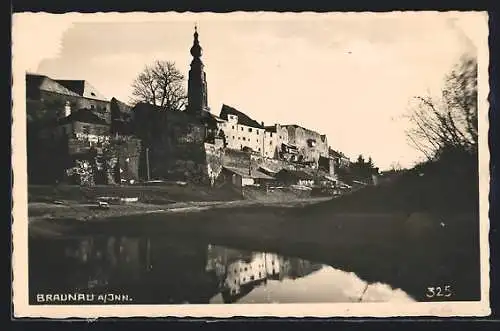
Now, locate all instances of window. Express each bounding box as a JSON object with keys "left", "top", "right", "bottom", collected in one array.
[
  {"left": 81, "top": 125, "right": 90, "bottom": 134},
  {"left": 269, "top": 141, "right": 272, "bottom": 145},
  {"left": 241, "top": 127, "right": 243, "bottom": 131},
  {"left": 238, "top": 137, "right": 240, "bottom": 140},
  {"left": 258, "top": 148, "right": 261, "bottom": 151},
  {"left": 279, "top": 136, "right": 282, "bottom": 139},
  {"left": 91, "top": 92, "right": 96, "bottom": 96},
  {"left": 90, "top": 105, "right": 95, "bottom": 109},
  {"left": 257, "top": 139, "right": 259, "bottom": 143},
  {"left": 270, "top": 132, "right": 273, "bottom": 137},
  {"left": 233, "top": 136, "right": 235, "bottom": 139},
  {"left": 243, "top": 137, "right": 246, "bottom": 141},
  {"left": 248, "top": 128, "right": 252, "bottom": 133}
]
